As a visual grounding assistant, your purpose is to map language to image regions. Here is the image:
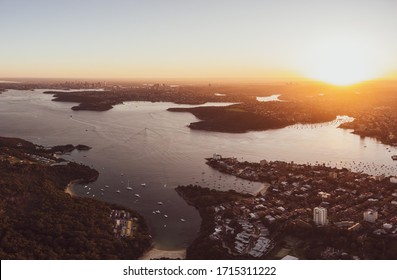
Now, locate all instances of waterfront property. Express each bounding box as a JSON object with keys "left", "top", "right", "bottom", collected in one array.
[{"left": 110, "top": 209, "right": 137, "bottom": 238}]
